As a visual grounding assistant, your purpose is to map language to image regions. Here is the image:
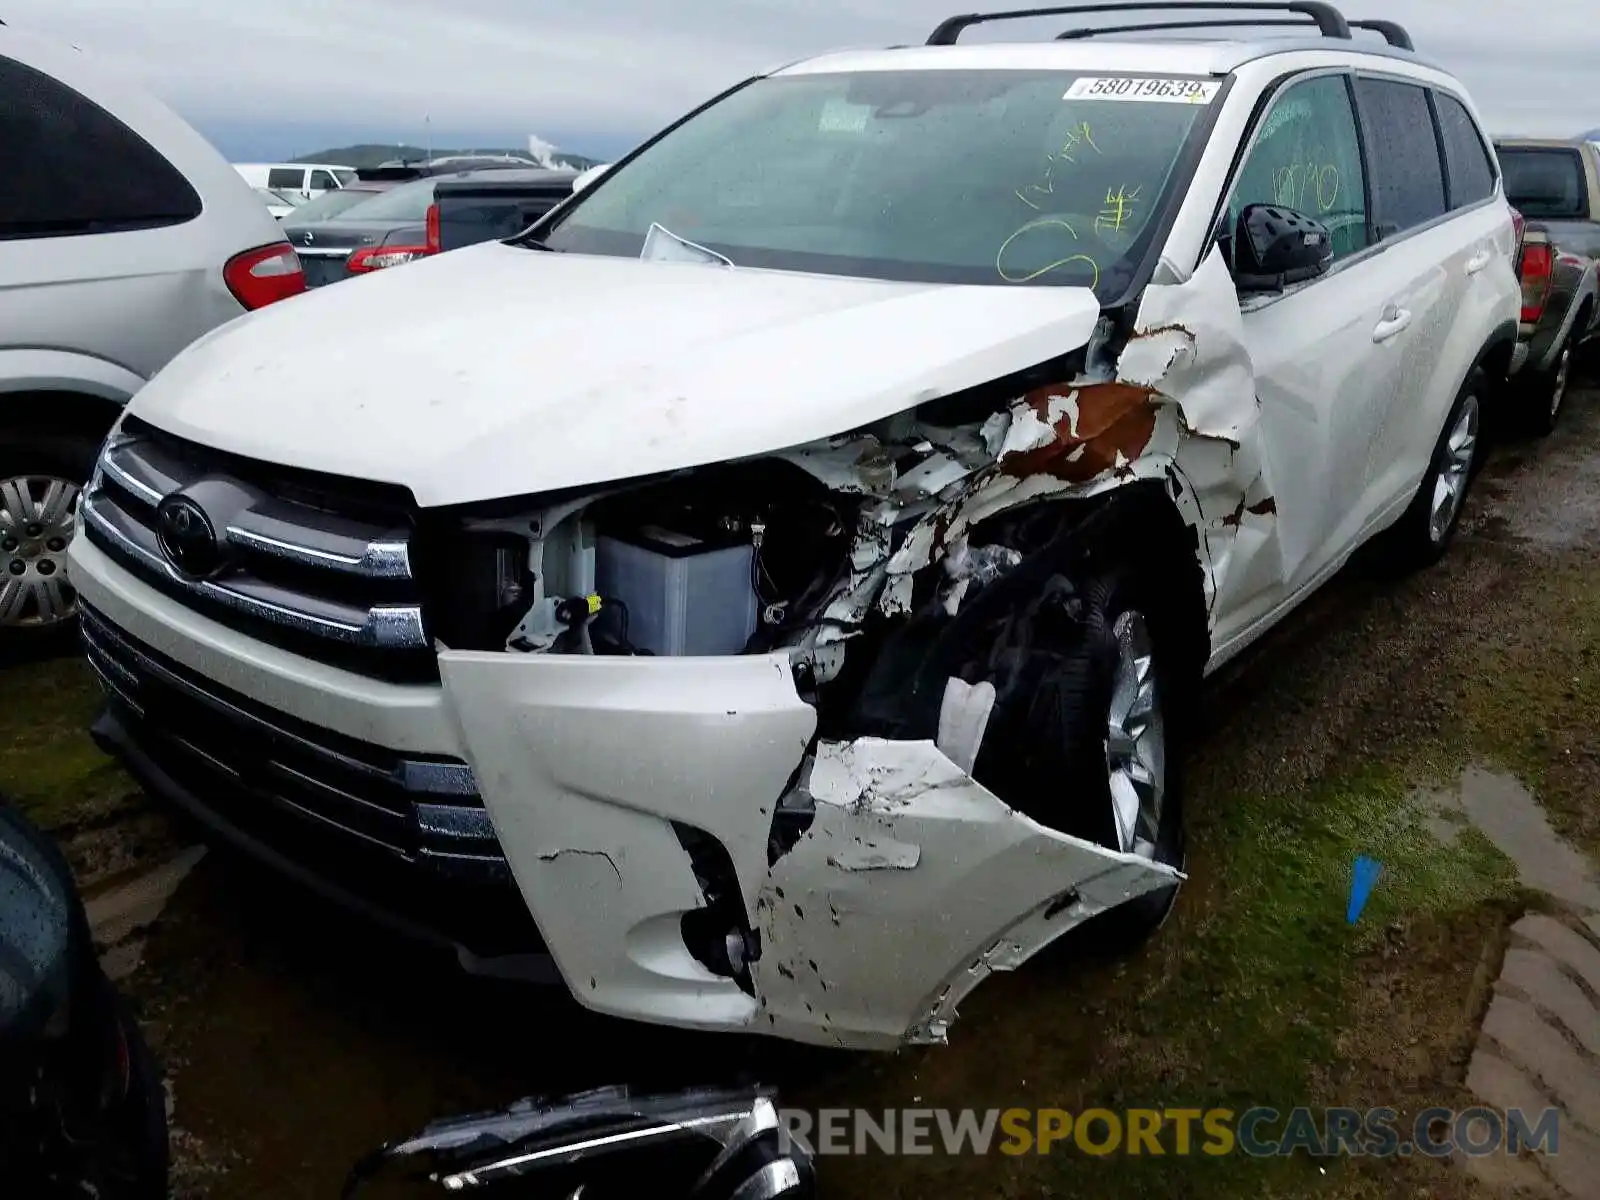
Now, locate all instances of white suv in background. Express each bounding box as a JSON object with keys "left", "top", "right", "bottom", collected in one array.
[
  {"left": 0, "top": 22, "right": 304, "bottom": 645},
  {"left": 68, "top": 4, "right": 1519, "bottom": 1050}
]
